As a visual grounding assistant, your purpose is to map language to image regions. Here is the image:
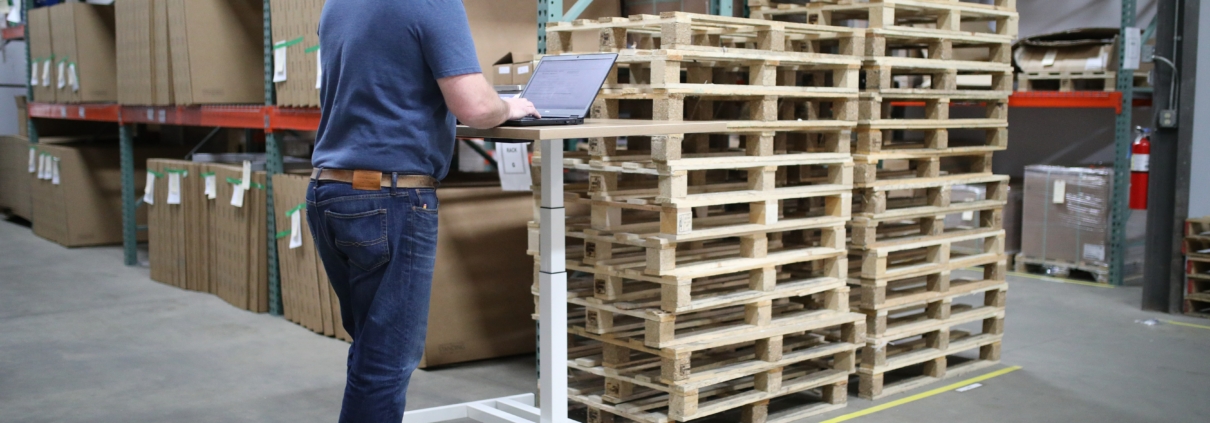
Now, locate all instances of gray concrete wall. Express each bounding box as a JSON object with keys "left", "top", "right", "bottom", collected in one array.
[
  {"left": 1191, "top": 1, "right": 1210, "bottom": 218},
  {"left": 1018, "top": 0, "right": 1157, "bottom": 38}
]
